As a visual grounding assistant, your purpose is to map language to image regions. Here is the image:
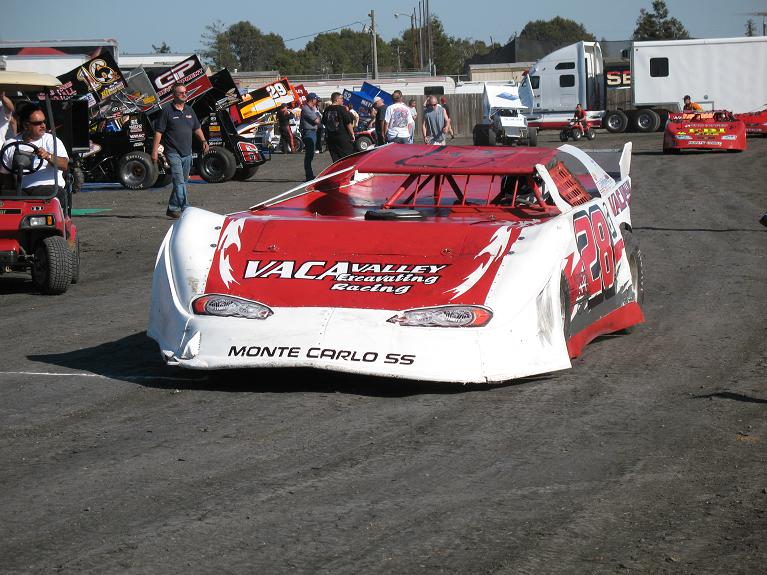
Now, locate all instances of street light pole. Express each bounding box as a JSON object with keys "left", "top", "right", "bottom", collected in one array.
[
  {"left": 425, "top": 0, "right": 434, "bottom": 75},
  {"left": 369, "top": 10, "right": 378, "bottom": 80}
]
